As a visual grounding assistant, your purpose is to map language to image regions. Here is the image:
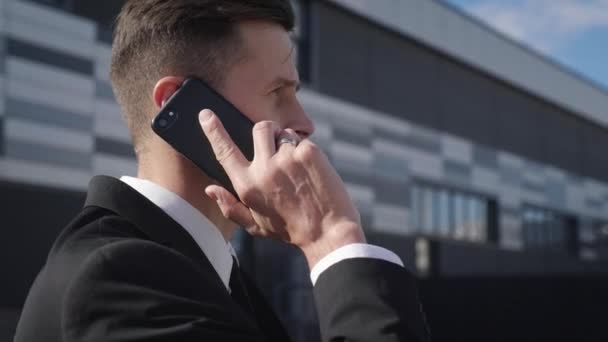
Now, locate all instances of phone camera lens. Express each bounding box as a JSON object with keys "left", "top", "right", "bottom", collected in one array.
[
  {"left": 158, "top": 118, "right": 169, "bottom": 128},
  {"left": 155, "top": 110, "right": 178, "bottom": 130}
]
